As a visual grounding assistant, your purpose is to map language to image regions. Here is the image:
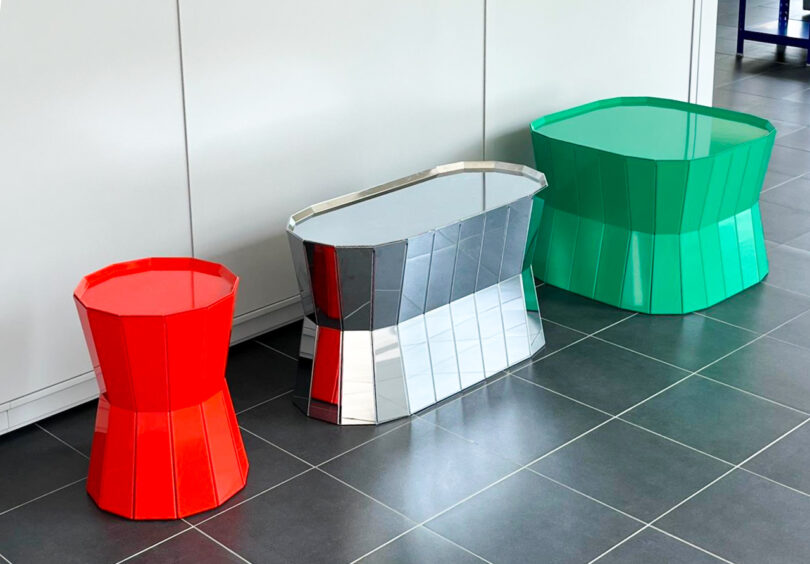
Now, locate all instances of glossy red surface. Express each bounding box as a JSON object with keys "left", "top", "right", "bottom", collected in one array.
[
  {"left": 76, "top": 257, "right": 247, "bottom": 520},
  {"left": 310, "top": 244, "right": 342, "bottom": 323}
]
